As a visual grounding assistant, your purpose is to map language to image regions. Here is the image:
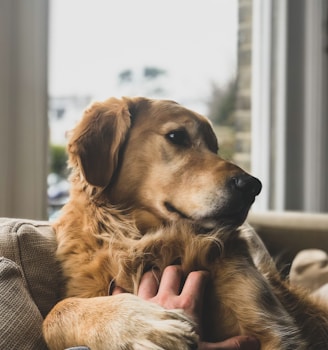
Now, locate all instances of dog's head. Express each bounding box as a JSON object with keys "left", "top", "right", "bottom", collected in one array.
[{"left": 68, "top": 97, "right": 261, "bottom": 232}]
